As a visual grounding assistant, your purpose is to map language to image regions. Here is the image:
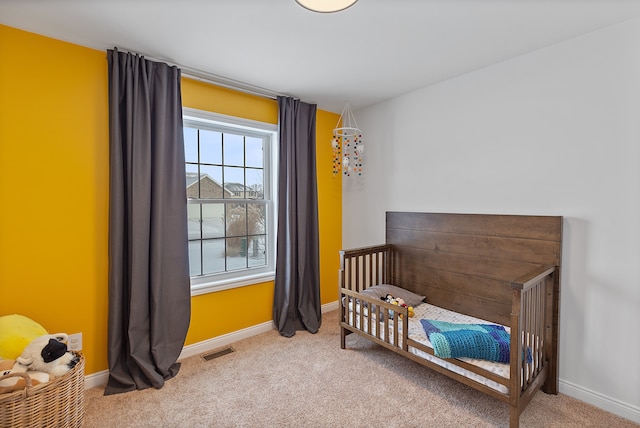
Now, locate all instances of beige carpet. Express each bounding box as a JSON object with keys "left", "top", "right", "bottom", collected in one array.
[{"left": 84, "top": 310, "right": 638, "bottom": 428}]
